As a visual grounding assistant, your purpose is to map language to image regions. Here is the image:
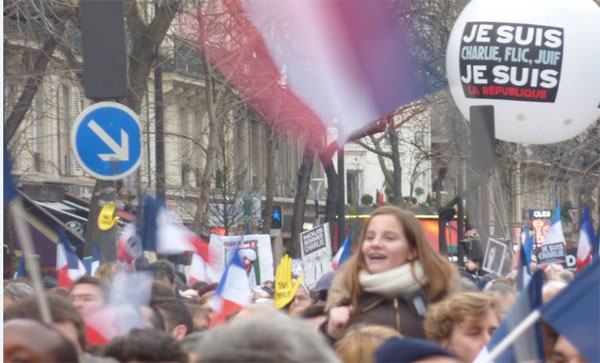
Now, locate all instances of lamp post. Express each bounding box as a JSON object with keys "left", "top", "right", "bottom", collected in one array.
[{"left": 310, "top": 178, "right": 324, "bottom": 225}]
